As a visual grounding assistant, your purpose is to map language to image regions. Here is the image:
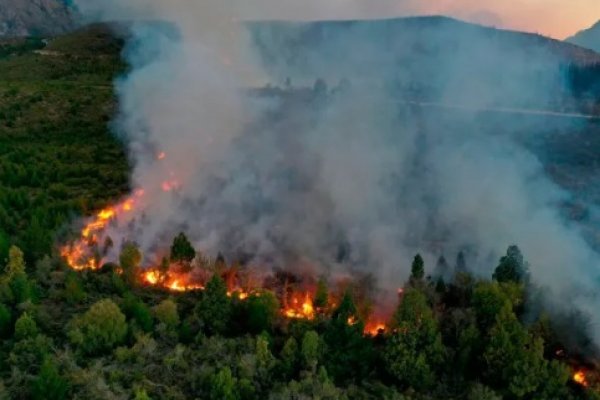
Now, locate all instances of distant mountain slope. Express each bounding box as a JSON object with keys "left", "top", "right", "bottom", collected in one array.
[
  {"left": 250, "top": 16, "right": 600, "bottom": 77},
  {"left": 568, "top": 20, "right": 600, "bottom": 53},
  {"left": 249, "top": 16, "right": 600, "bottom": 111},
  {"left": 0, "top": 0, "right": 75, "bottom": 37}
]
